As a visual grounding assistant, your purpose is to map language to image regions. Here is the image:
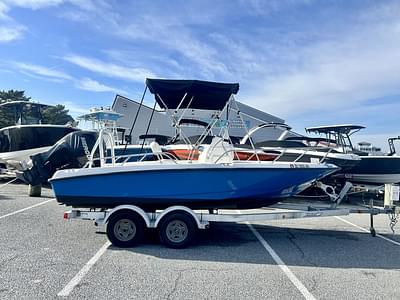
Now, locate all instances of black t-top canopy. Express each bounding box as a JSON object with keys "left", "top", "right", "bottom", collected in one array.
[
  {"left": 306, "top": 124, "right": 365, "bottom": 135},
  {"left": 146, "top": 79, "right": 239, "bottom": 110}
]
